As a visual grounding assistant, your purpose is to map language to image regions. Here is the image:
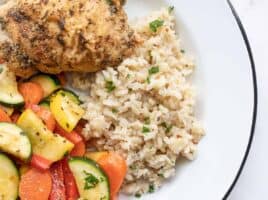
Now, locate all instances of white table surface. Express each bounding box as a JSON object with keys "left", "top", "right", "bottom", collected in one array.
[{"left": 229, "top": 0, "right": 268, "bottom": 199}]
